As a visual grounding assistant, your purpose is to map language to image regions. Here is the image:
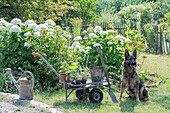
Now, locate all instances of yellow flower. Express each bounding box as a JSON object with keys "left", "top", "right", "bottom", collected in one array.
[
  {"left": 112, "top": 26, "right": 115, "bottom": 29},
  {"left": 115, "top": 30, "right": 118, "bottom": 34},
  {"left": 142, "top": 55, "right": 147, "bottom": 59}
]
